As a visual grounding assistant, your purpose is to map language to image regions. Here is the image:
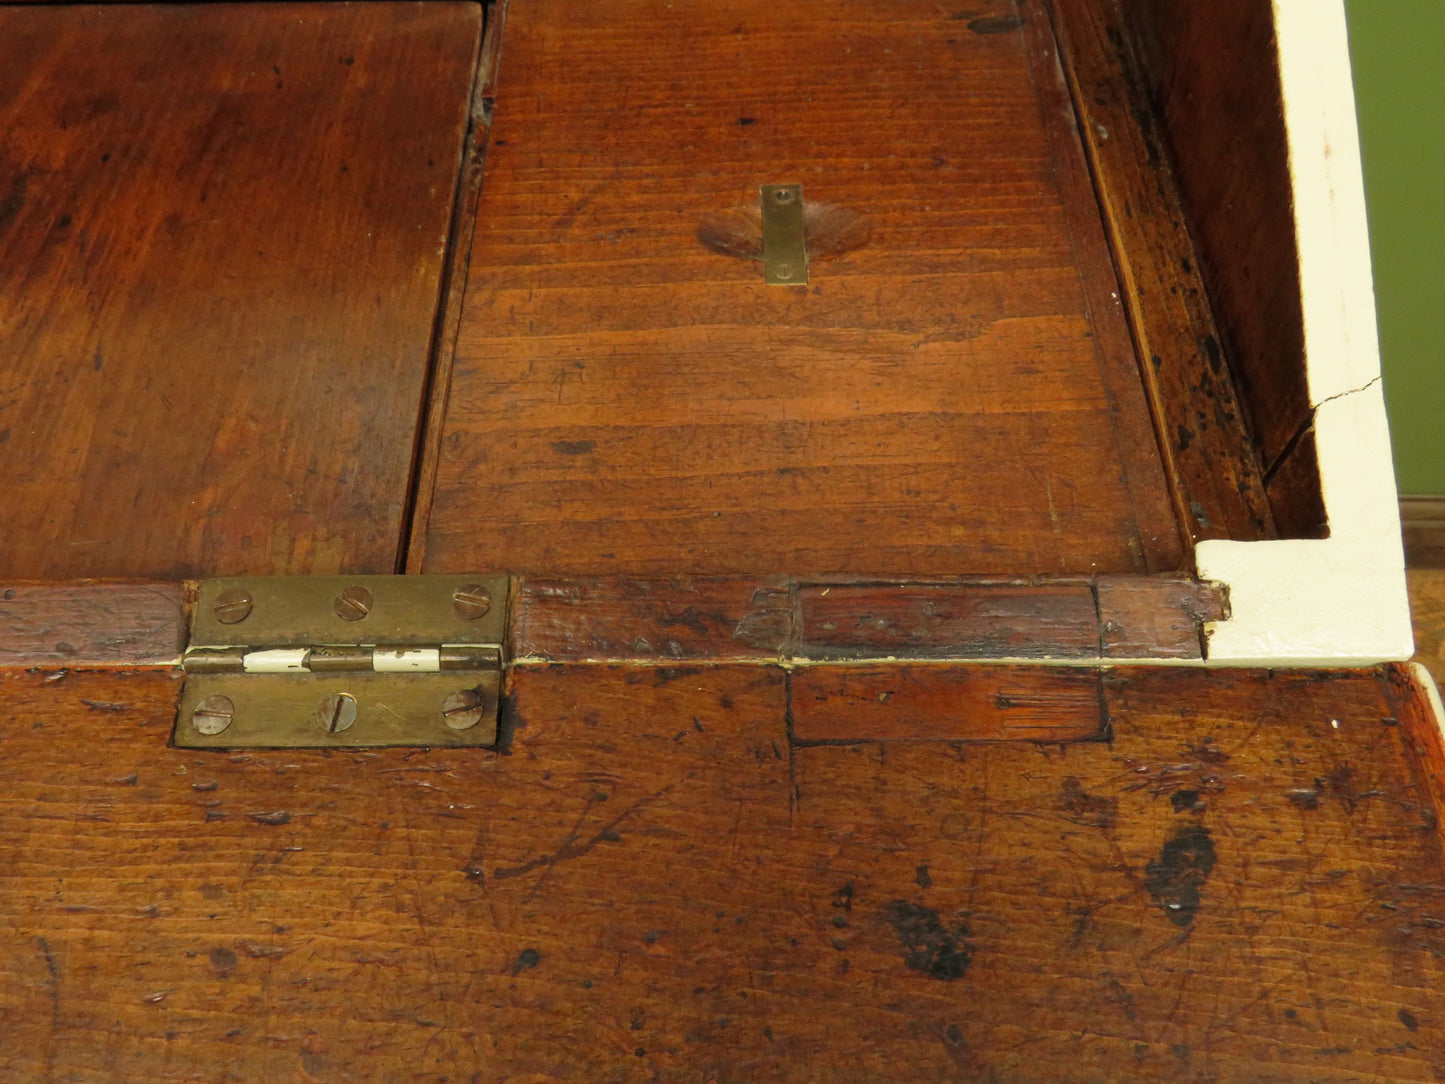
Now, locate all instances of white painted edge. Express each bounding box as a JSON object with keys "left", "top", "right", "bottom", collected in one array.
[{"left": 1193, "top": 0, "right": 1413, "bottom": 667}]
